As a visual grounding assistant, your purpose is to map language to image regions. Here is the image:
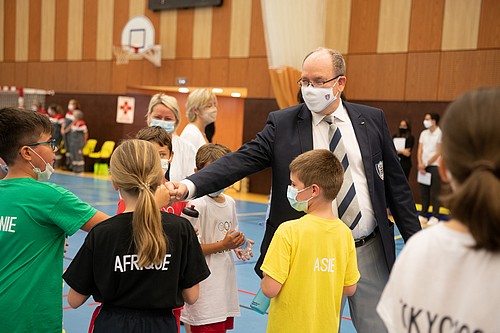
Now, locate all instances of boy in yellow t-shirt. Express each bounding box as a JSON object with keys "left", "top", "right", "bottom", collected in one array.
[{"left": 261, "top": 149, "right": 360, "bottom": 333}]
